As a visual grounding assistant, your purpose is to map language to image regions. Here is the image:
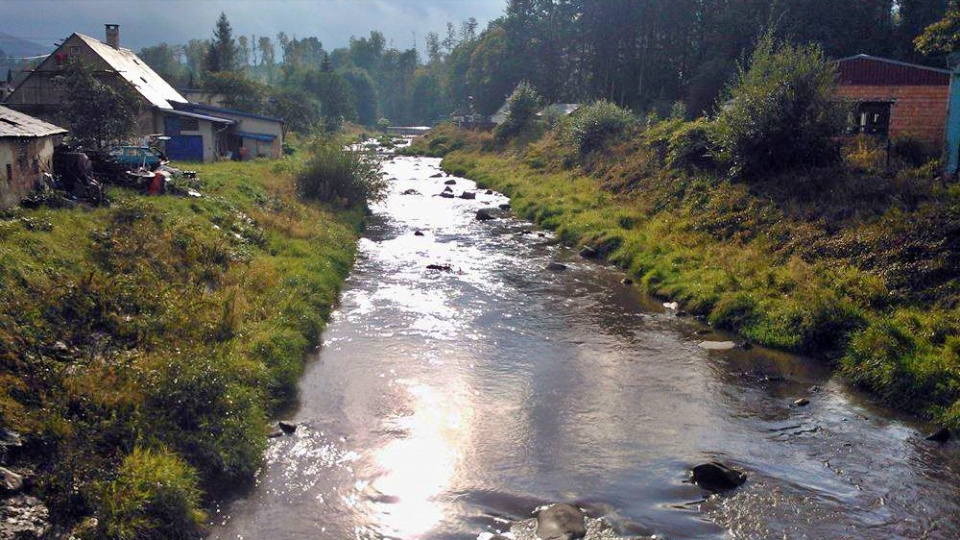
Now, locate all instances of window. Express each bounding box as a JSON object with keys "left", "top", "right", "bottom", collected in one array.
[
  {"left": 5, "top": 164, "right": 11, "bottom": 182},
  {"left": 17, "top": 143, "right": 28, "bottom": 170},
  {"left": 69, "top": 46, "right": 80, "bottom": 56},
  {"left": 851, "top": 102, "right": 891, "bottom": 137}
]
